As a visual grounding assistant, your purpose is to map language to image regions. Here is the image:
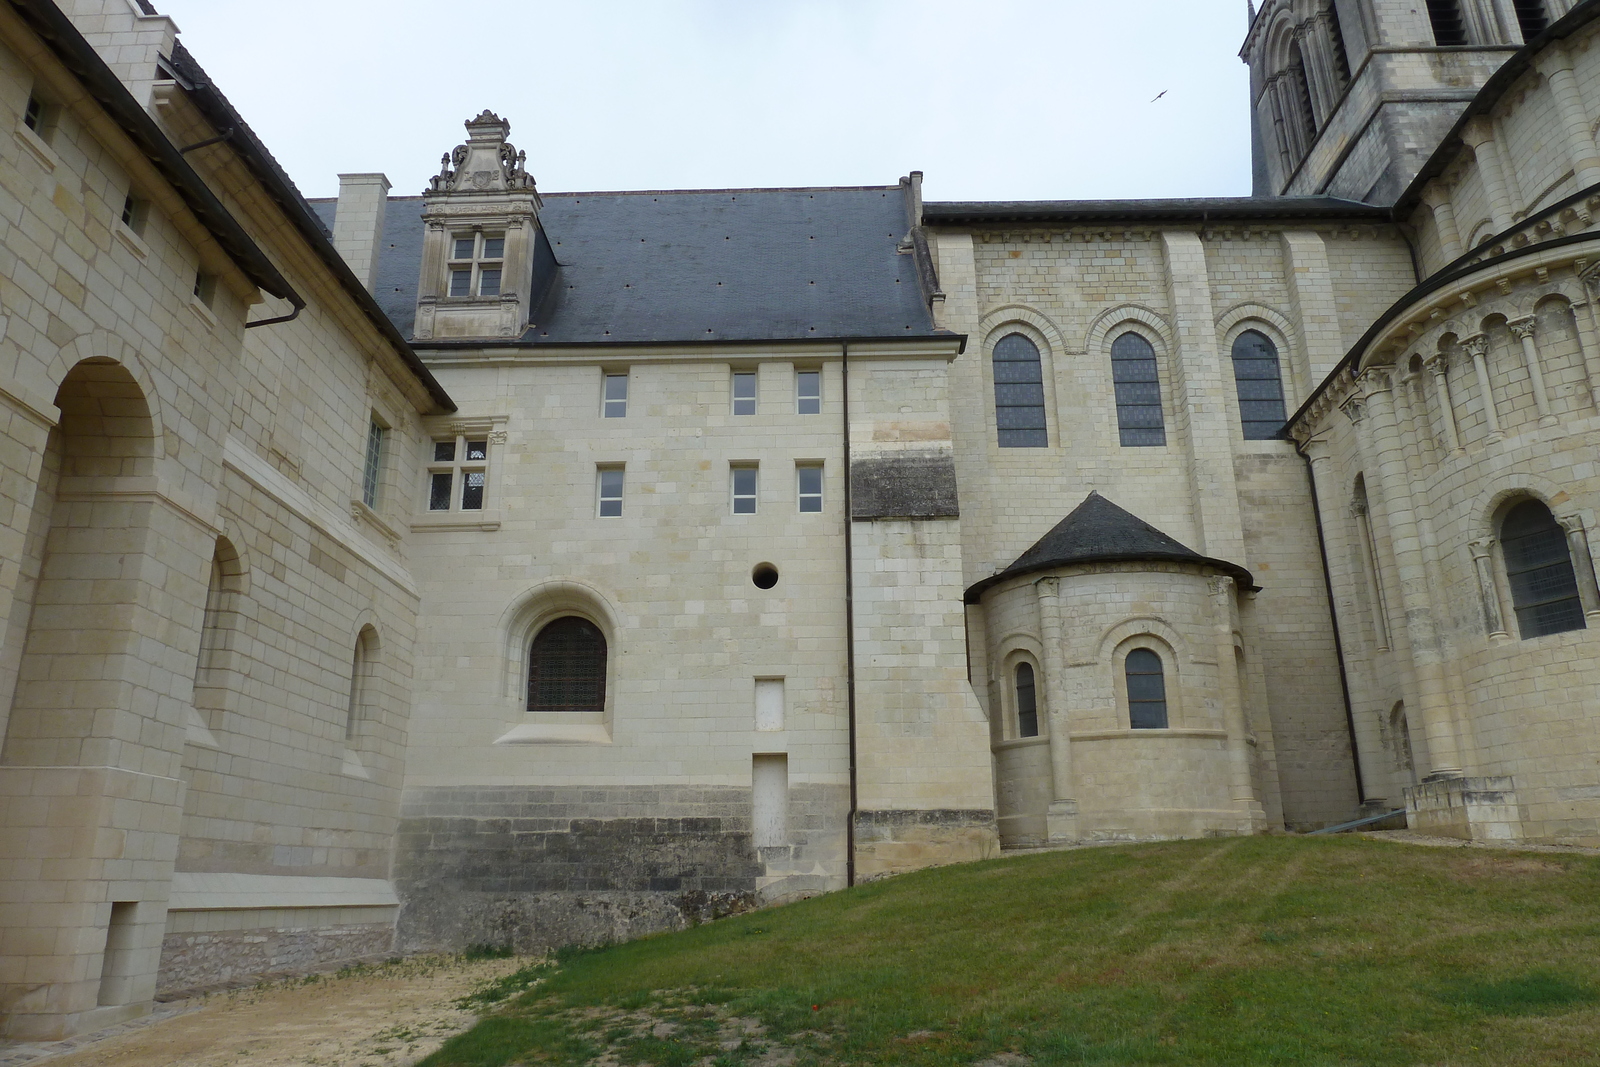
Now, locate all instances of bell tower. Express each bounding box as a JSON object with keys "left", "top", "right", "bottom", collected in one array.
[
  {"left": 1243, "top": 0, "right": 1576, "bottom": 202},
  {"left": 414, "top": 111, "right": 543, "bottom": 340}
]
